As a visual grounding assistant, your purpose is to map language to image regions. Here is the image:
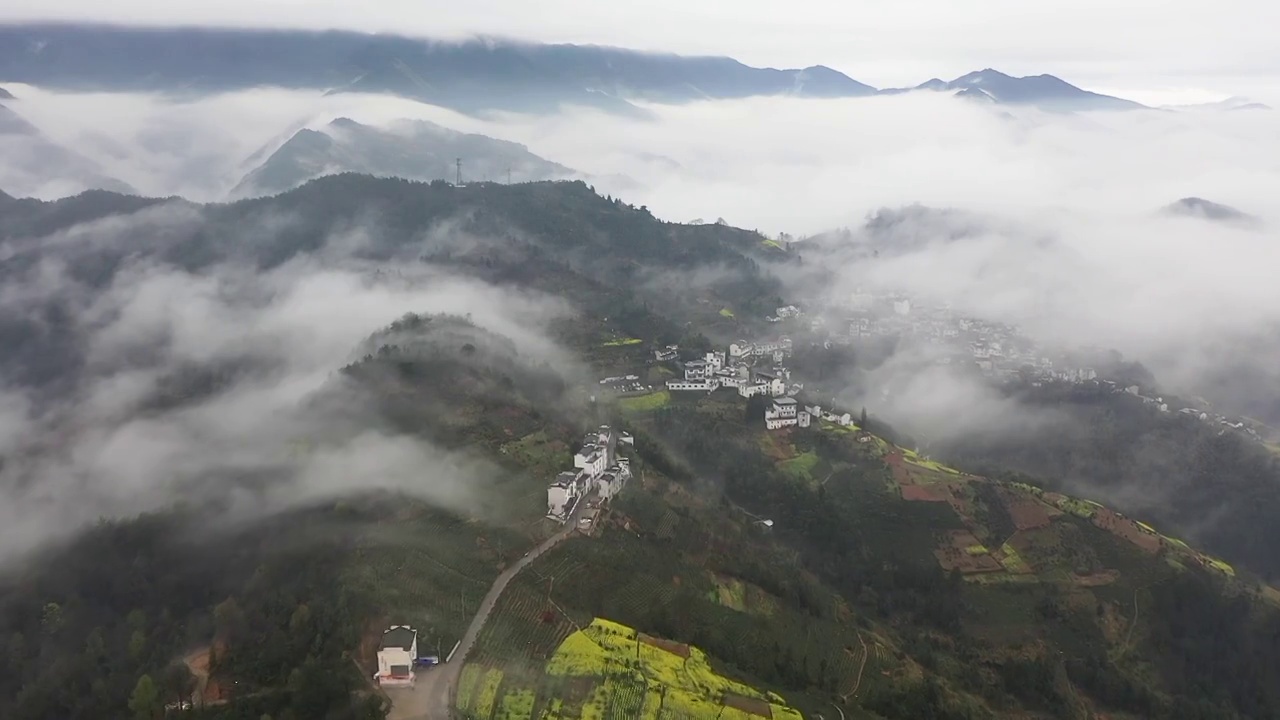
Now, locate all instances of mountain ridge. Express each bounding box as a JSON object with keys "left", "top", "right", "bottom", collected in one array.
[{"left": 0, "top": 23, "right": 1142, "bottom": 114}]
